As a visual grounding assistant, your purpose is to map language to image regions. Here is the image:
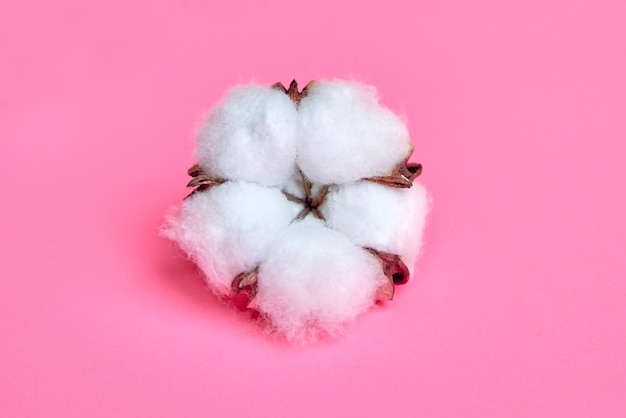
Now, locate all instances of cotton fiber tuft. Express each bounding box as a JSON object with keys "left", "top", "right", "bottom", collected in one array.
[{"left": 164, "top": 79, "right": 430, "bottom": 342}]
